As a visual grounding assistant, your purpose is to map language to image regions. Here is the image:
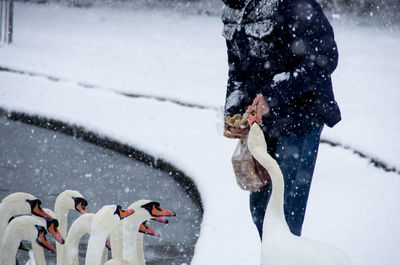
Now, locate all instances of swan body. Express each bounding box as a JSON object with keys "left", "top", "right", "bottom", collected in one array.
[
  {"left": 247, "top": 123, "right": 354, "bottom": 265},
  {"left": 0, "top": 215, "right": 55, "bottom": 265},
  {"left": 85, "top": 205, "right": 134, "bottom": 265},
  {"left": 0, "top": 192, "right": 52, "bottom": 244},
  {"left": 54, "top": 190, "right": 88, "bottom": 265}
]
